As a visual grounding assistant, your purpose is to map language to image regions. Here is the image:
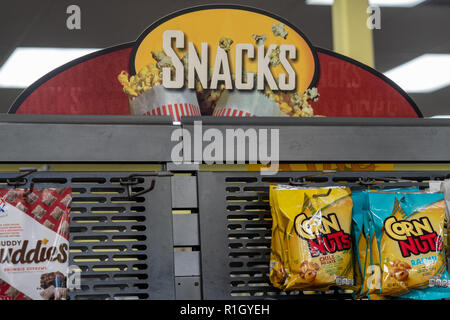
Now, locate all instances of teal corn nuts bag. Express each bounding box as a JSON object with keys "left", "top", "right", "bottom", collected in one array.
[{"left": 368, "top": 191, "right": 447, "bottom": 297}]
